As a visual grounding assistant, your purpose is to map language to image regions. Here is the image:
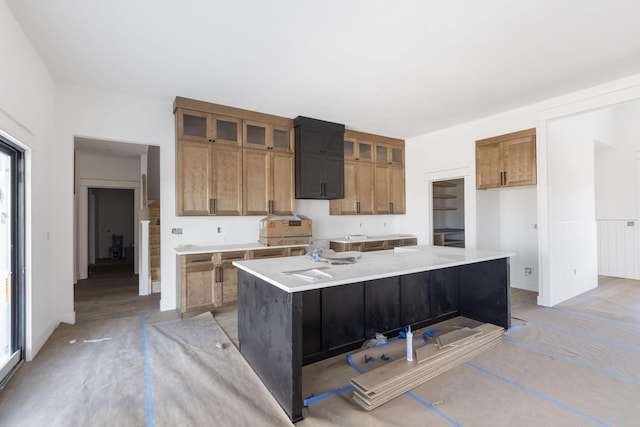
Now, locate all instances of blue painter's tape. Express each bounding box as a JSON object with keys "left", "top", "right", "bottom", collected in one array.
[
  {"left": 405, "top": 391, "right": 463, "bottom": 427},
  {"left": 507, "top": 323, "right": 526, "bottom": 333},
  {"left": 512, "top": 301, "right": 534, "bottom": 311},
  {"left": 303, "top": 384, "right": 354, "bottom": 406},
  {"left": 347, "top": 354, "right": 365, "bottom": 374},
  {"left": 141, "top": 314, "right": 155, "bottom": 427},
  {"left": 465, "top": 362, "right": 613, "bottom": 427},
  {"left": 504, "top": 336, "right": 640, "bottom": 385}
]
